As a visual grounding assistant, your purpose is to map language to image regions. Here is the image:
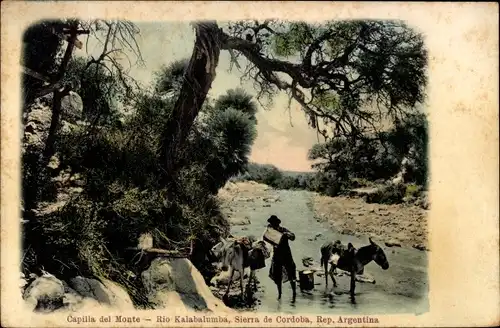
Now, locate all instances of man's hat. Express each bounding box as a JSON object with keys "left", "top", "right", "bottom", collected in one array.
[{"left": 267, "top": 215, "right": 281, "bottom": 225}]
